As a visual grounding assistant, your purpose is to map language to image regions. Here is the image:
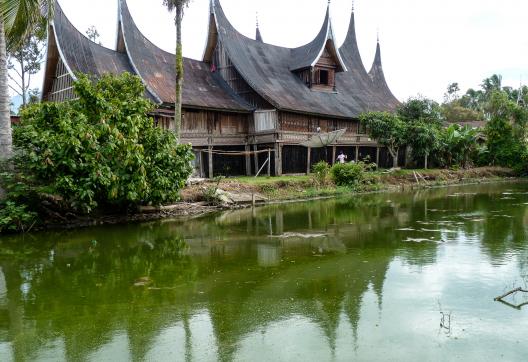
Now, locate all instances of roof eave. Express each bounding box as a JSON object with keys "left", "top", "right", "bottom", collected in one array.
[{"left": 118, "top": 0, "right": 163, "bottom": 104}]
